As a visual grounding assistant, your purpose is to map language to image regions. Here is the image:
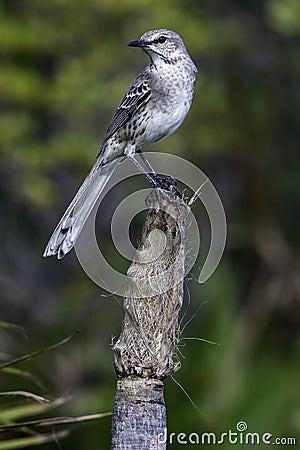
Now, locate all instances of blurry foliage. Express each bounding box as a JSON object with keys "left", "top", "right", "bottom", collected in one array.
[
  {"left": 0, "top": 0, "right": 300, "bottom": 448},
  {"left": 0, "top": 325, "right": 110, "bottom": 449}
]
